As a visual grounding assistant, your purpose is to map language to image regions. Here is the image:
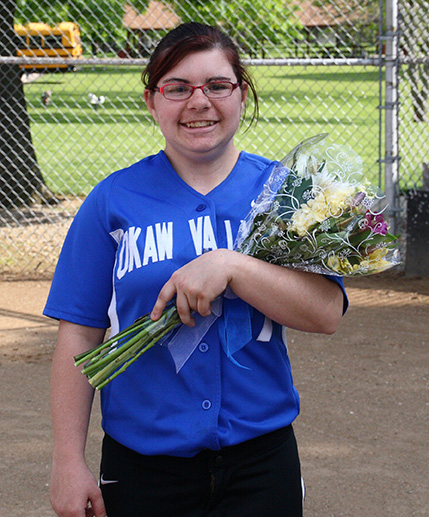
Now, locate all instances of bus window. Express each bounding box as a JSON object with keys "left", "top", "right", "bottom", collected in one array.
[
  {"left": 29, "top": 35, "right": 42, "bottom": 49},
  {"left": 44, "top": 35, "right": 63, "bottom": 49},
  {"left": 15, "top": 35, "right": 27, "bottom": 48}
]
